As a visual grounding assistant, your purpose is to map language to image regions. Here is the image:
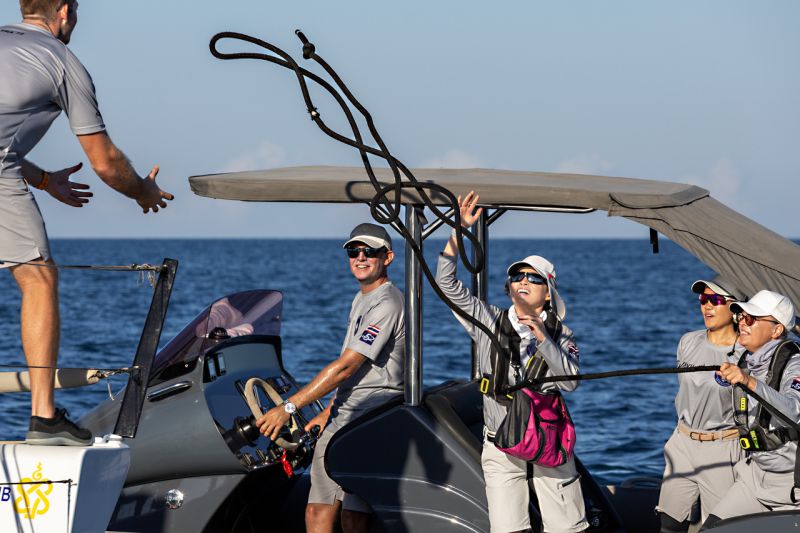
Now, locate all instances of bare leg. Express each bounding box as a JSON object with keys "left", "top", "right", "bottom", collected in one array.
[
  {"left": 306, "top": 501, "right": 342, "bottom": 533},
  {"left": 341, "top": 509, "right": 370, "bottom": 533},
  {"left": 11, "top": 258, "right": 59, "bottom": 419}
]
